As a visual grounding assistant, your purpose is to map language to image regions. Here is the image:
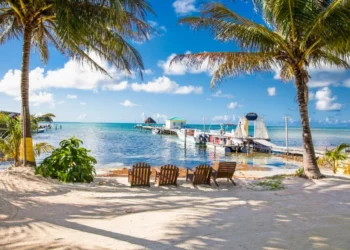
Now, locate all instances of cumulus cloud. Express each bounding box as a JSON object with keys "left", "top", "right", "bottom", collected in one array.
[
  {"left": 120, "top": 100, "right": 138, "bottom": 107},
  {"left": 315, "top": 87, "right": 342, "bottom": 111},
  {"left": 173, "top": 0, "right": 197, "bottom": 15},
  {"left": 152, "top": 113, "right": 168, "bottom": 122},
  {"left": 0, "top": 52, "right": 141, "bottom": 106},
  {"left": 227, "top": 102, "right": 243, "bottom": 109},
  {"left": 158, "top": 52, "right": 213, "bottom": 75},
  {"left": 212, "top": 90, "right": 234, "bottom": 99},
  {"left": 308, "top": 80, "right": 339, "bottom": 88},
  {"left": 15, "top": 92, "right": 54, "bottom": 107},
  {"left": 80, "top": 102, "right": 86, "bottom": 105},
  {"left": 102, "top": 81, "right": 129, "bottom": 91},
  {"left": 66, "top": 94, "right": 77, "bottom": 99},
  {"left": 131, "top": 76, "right": 202, "bottom": 95},
  {"left": 267, "top": 87, "right": 276, "bottom": 96}
]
